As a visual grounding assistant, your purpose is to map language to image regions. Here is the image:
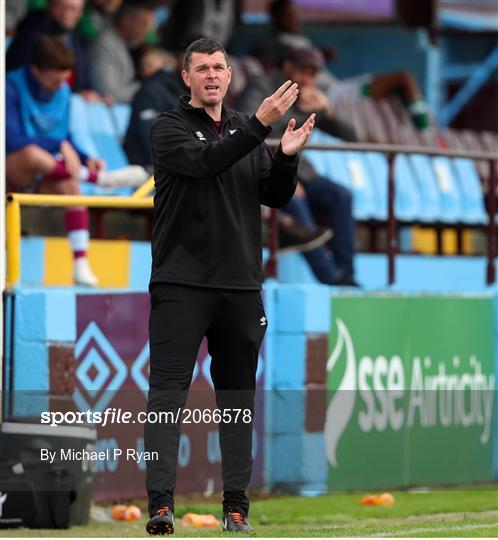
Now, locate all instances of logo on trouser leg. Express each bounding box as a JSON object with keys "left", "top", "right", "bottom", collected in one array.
[{"left": 260, "top": 316, "right": 267, "bottom": 326}]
